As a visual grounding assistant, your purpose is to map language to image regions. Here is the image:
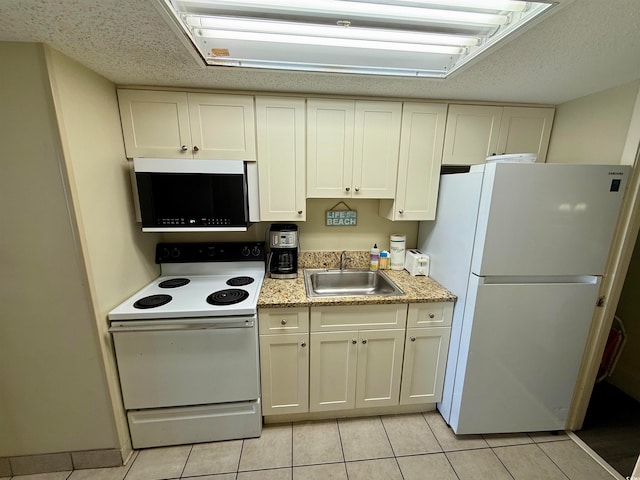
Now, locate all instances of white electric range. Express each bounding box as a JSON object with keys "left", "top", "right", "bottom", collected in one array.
[{"left": 108, "top": 242, "right": 265, "bottom": 449}]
